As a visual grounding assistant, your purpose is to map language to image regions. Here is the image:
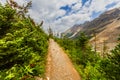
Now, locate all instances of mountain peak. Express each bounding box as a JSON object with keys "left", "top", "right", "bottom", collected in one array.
[{"left": 63, "top": 7, "right": 120, "bottom": 52}]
